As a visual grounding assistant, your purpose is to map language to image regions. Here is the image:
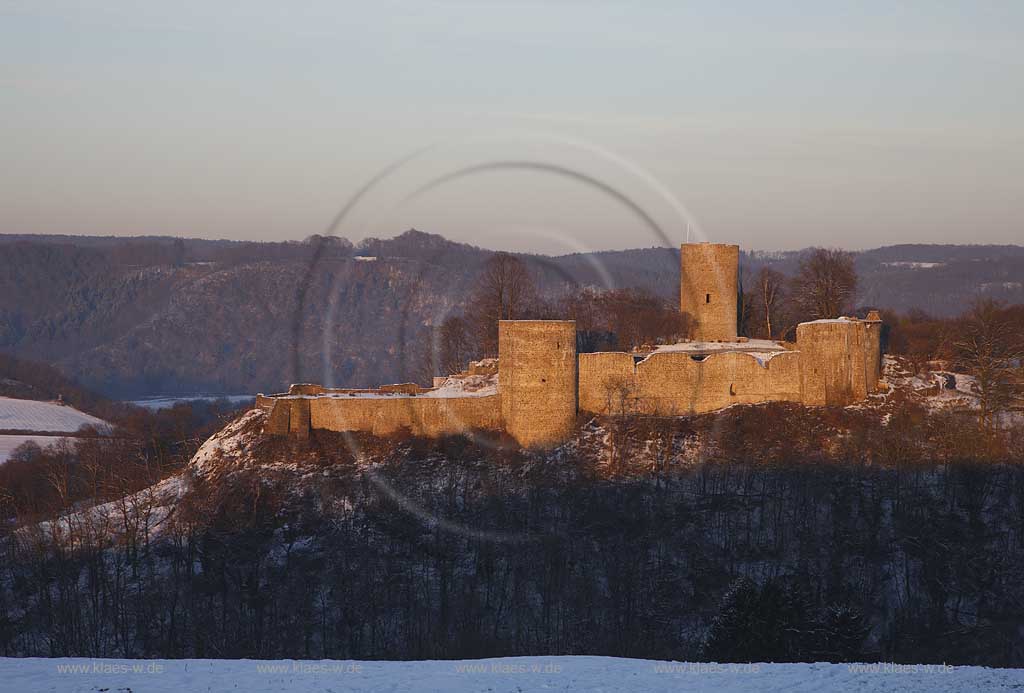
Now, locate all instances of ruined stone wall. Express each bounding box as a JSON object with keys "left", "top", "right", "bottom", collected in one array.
[
  {"left": 863, "top": 314, "right": 883, "bottom": 393},
  {"left": 288, "top": 398, "right": 311, "bottom": 439},
  {"left": 260, "top": 313, "right": 883, "bottom": 445},
  {"left": 263, "top": 398, "right": 290, "bottom": 434},
  {"left": 309, "top": 394, "right": 502, "bottom": 438},
  {"left": 499, "top": 320, "right": 577, "bottom": 448},
  {"left": 577, "top": 350, "right": 802, "bottom": 415},
  {"left": 635, "top": 351, "right": 802, "bottom": 415},
  {"left": 288, "top": 384, "right": 327, "bottom": 396},
  {"left": 796, "top": 320, "right": 869, "bottom": 406},
  {"left": 680, "top": 243, "right": 739, "bottom": 341},
  {"left": 578, "top": 352, "right": 637, "bottom": 415}
]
